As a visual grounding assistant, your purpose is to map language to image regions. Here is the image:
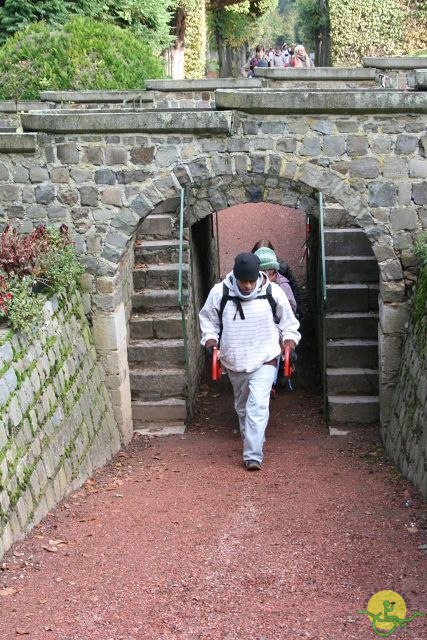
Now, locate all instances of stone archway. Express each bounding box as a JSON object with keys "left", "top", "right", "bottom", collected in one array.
[{"left": 124, "top": 166, "right": 409, "bottom": 433}]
